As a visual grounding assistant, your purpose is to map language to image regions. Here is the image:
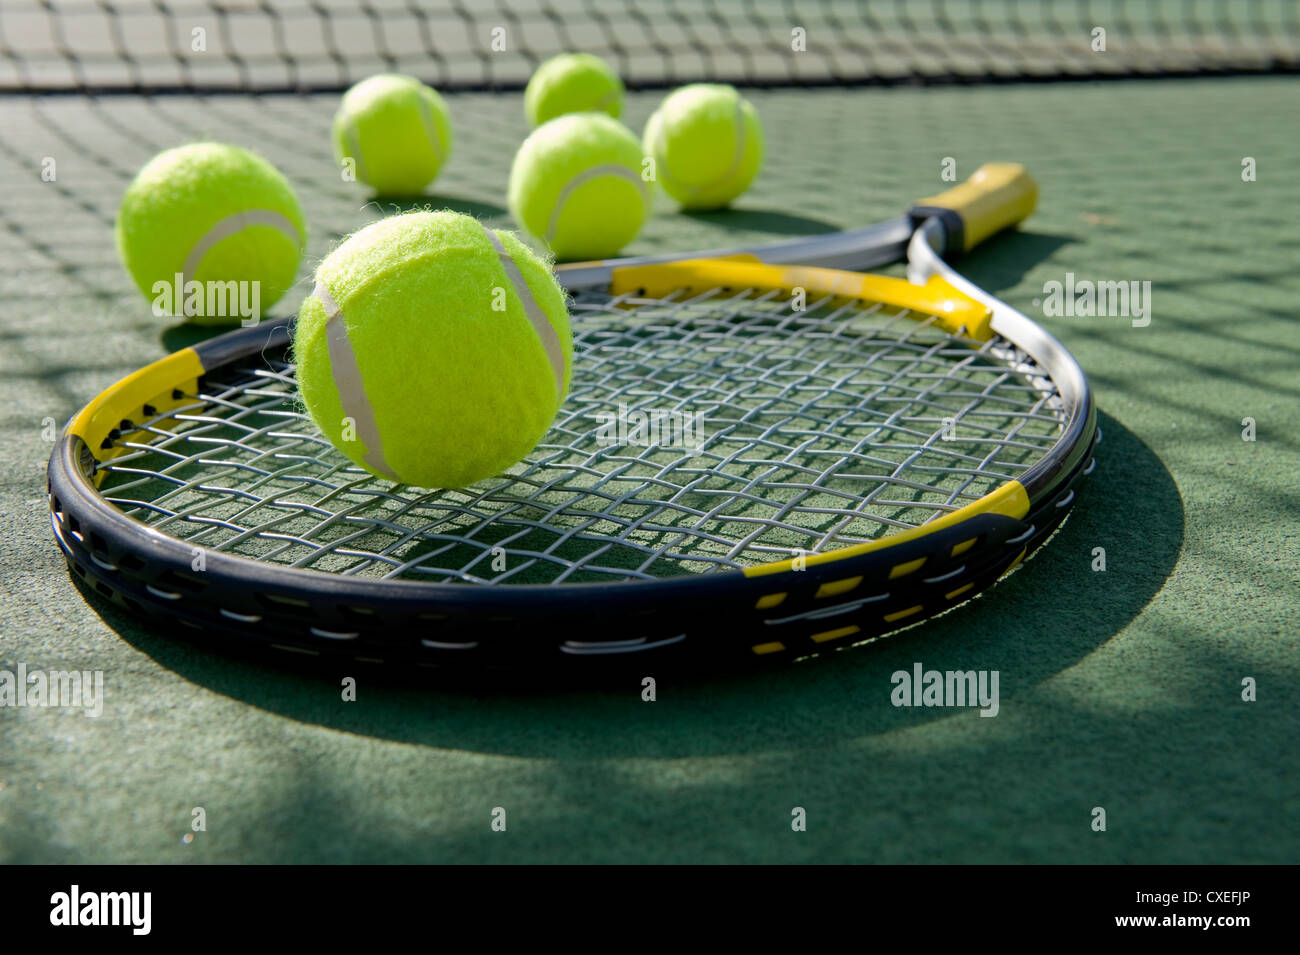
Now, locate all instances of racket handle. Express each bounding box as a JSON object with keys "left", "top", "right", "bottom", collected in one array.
[{"left": 911, "top": 163, "right": 1038, "bottom": 255}]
